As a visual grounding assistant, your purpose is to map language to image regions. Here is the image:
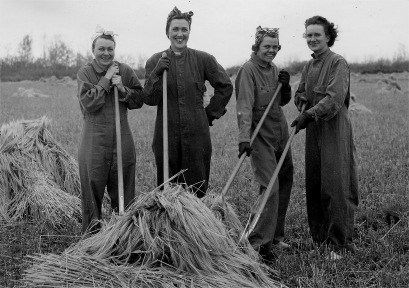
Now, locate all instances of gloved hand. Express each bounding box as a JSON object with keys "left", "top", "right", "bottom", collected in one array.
[
  {"left": 207, "top": 115, "right": 215, "bottom": 126},
  {"left": 294, "top": 94, "right": 309, "bottom": 112},
  {"left": 238, "top": 142, "right": 252, "bottom": 158},
  {"left": 153, "top": 56, "right": 170, "bottom": 76},
  {"left": 278, "top": 70, "right": 290, "bottom": 87},
  {"left": 290, "top": 112, "right": 314, "bottom": 134}
]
